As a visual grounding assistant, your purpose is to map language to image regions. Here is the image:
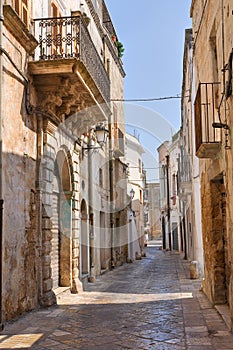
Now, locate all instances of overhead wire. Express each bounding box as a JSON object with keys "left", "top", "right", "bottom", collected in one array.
[{"left": 110, "top": 94, "right": 190, "bottom": 102}]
